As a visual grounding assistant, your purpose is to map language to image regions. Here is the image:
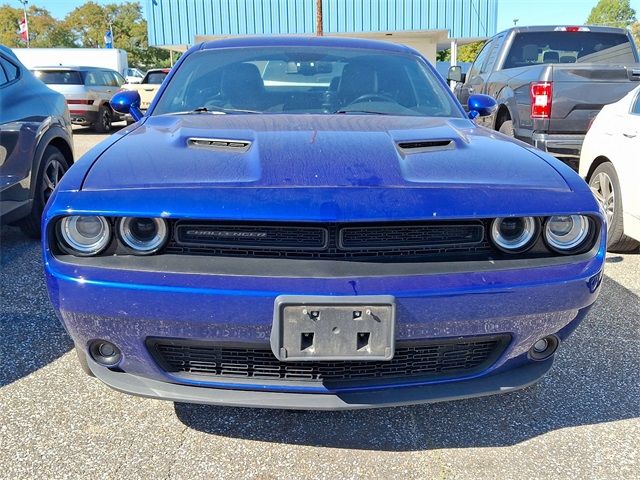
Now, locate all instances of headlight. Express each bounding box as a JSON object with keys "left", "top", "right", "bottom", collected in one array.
[
  {"left": 544, "top": 215, "right": 590, "bottom": 253},
  {"left": 118, "top": 217, "right": 168, "bottom": 254},
  {"left": 58, "top": 216, "right": 111, "bottom": 256},
  {"left": 490, "top": 217, "right": 538, "bottom": 253}
]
